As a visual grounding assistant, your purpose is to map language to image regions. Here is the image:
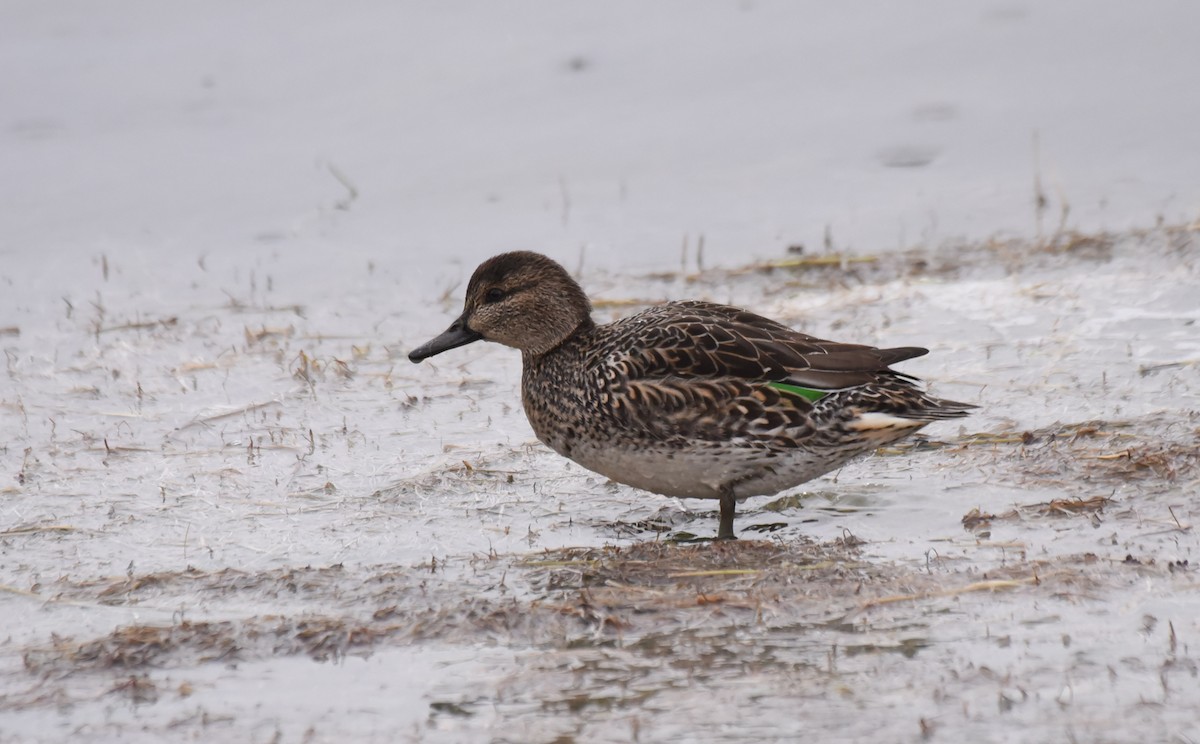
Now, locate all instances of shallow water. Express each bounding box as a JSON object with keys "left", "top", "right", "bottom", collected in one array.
[{"left": 2, "top": 225, "right": 1198, "bottom": 743}]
